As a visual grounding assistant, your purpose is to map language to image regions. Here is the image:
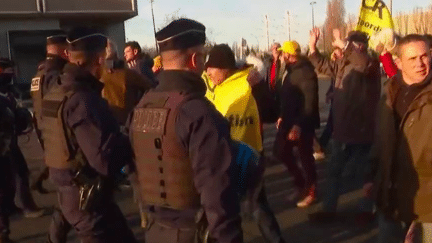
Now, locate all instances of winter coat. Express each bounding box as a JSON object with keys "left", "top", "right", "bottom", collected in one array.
[
  {"left": 309, "top": 50, "right": 381, "bottom": 144},
  {"left": 204, "top": 68, "right": 263, "bottom": 152},
  {"left": 371, "top": 72, "right": 432, "bottom": 223},
  {"left": 278, "top": 57, "right": 320, "bottom": 133}
]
